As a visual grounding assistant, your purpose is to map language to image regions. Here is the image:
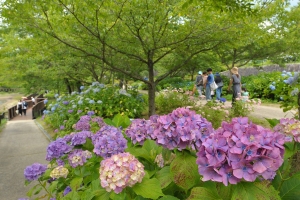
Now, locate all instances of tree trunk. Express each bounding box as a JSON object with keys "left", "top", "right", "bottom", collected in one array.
[
  {"left": 148, "top": 82, "right": 156, "bottom": 116},
  {"left": 64, "top": 78, "right": 72, "bottom": 94},
  {"left": 148, "top": 60, "right": 156, "bottom": 116}
]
